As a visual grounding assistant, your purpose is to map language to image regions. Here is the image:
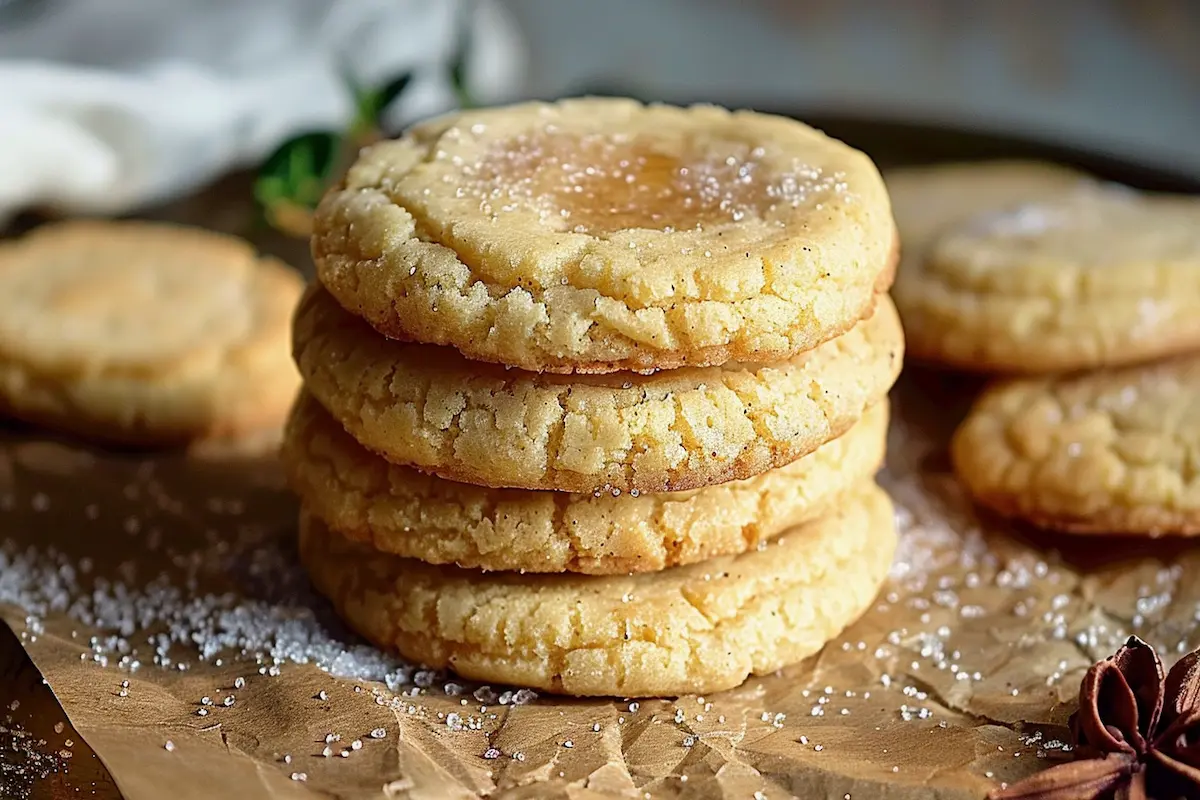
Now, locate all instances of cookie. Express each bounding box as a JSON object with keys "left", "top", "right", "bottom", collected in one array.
[
  {"left": 887, "top": 161, "right": 1095, "bottom": 370},
  {"left": 0, "top": 221, "right": 303, "bottom": 445},
  {"left": 283, "top": 391, "right": 888, "bottom": 574},
  {"left": 299, "top": 481, "right": 896, "bottom": 696},
  {"left": 313, "top": 97, "right": 896, "bottom": 374},
  {"left": 914, "top": 186, "right": 1200, "bottom": 372},
  {"left": 952, "top": 356, "right": 1200, "bottom": 535},
  {"left": 293, "top": 286, "right": 904, "bottom": 493},
  {"left": 893, "top": 164, "right": 1200, "bottom": 372}
]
